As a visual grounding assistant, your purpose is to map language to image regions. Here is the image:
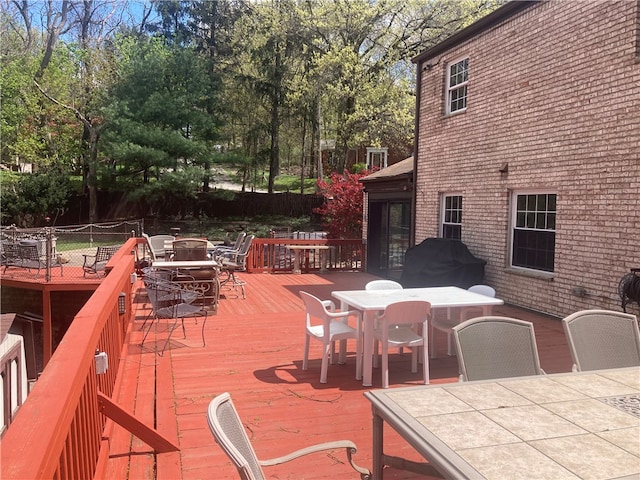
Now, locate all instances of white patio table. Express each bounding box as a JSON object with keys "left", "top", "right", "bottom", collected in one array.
[
  {"left": 331, "top": 286, "right": 503, "bottom": 387},
  {"left": 151, "top": 260, "right": 219, "bottom": 269},
  {"left": 364, "top": 366, "right": 640, "bottom": 480}
]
